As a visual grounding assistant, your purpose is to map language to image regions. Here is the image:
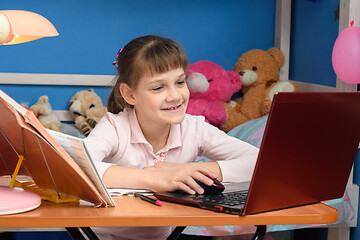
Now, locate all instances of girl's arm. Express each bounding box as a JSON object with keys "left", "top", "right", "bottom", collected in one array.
[
  {"left": 102, "top": 161, "right": 220, "bottom": 194},
  {"left": 85, "top": 114, "right": 219, "bottom": 194},
  {"left": 197, "top": 119, "right": 259, "bottom": 183}
]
